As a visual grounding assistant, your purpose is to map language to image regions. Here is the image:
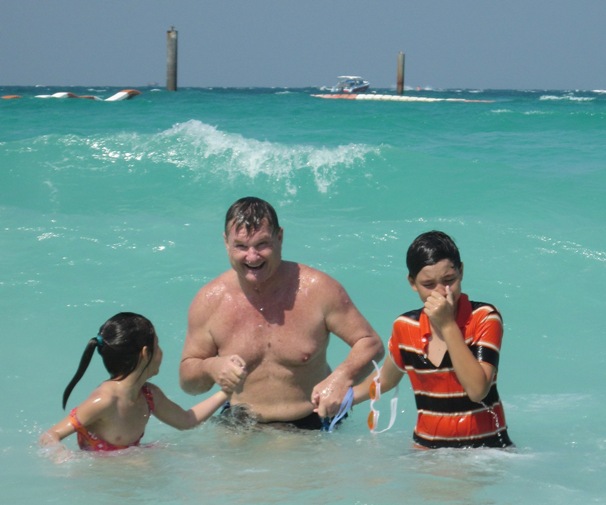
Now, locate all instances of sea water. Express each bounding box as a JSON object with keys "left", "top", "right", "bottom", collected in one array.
[{"left": 1, "top": 86, "right": 605, "bottom": 504}]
